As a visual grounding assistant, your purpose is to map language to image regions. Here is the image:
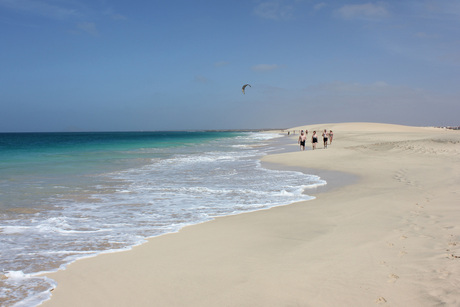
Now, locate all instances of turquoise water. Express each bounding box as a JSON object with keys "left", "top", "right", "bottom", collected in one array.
[
  {"left": 0, "top": 131, "right": 237, "bottom": 178},
  {"left": 0, "top": 131, "right": 240, "bottom": 210},
  {"left": 0, "top": 131, "right": 325, "bottom": 306}
]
